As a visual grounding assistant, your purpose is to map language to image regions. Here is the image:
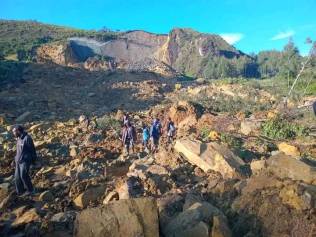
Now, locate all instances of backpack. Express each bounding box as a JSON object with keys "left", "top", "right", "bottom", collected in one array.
[
  {"left": 151, "top": 123, "right": 161, "bottom": 139},
  {"left": 128, "top": 126, "right": 137, "bottom": 141}
]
